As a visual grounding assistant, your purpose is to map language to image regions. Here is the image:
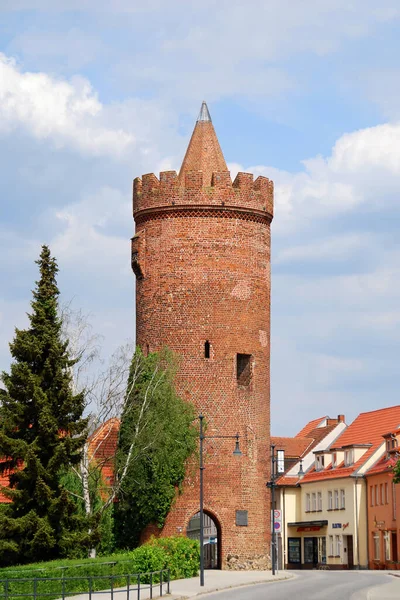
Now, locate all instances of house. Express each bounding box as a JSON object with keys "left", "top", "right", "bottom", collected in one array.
[
  {"left": 273, "top": 415, "right": 347, "bottom": 569},
  {"left": 277, "top": 406, "right": 400, "bottom": 570},
  {"left": 365, "top": 426, "right": 400, "bottom": 569}
]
